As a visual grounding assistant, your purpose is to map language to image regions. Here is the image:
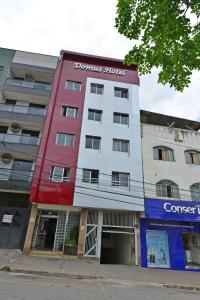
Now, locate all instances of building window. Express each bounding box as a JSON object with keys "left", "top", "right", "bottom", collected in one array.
[
  {"left": 185, "top": 150, "right": 200, "bottom": 165},
  {"left": 0, "top": 66, "right": 4, "bottom": 78},
  {"left": 9, "top": 159, "right": 33, "bottom": 181},
  {"left": 65, "top": 80, "right": 81, "bottom": 92},
  {"left": 114, "top": 87, "right": 128, "bottom": 99},
  {"left": 88, "top": 109, "right": 102, "bottom": 121},
  {"left": 191, "top": 183, "right": 200, "bottom": 202},
  {"left": 20, "top": 129, "right": 40, "bottom": 145},
  {"left": 153, "top": 146, "right": 174, "bottom": 161},
  {"left": 61, "top": 106, "right": 78, "bottom": 118},
  {"left": 85, "top": 135, "right": 101, "bottom": 150},
  {"left": 56, "top": 133, "right": 75, "bottom": 147},
  {"left": 90, "top": 83, "right": 104, "bottom": 95},
  {"left": 156, "top": 180, "right": 179, "bottom": 198},
  {"left": 113, "top": 139, "right": 129, "bottom": 153},
  {"left": 28, "top": 103, "right": 46, "bottom": 115},
  {"left": 5, "top": 99, "right": 17, "bottom": 106},
  {"left": 50, "top": 166, "right": 70, "bottom": 182},
  {"left": 82, "top": 169, "right": 99, "bottom": 184},
  {"left": 0, "top": 126, "right": 8, "bottom": 133},
  {"left": 112, "top": 172, "right": 130, "bottom": 187},
  {"left": 113, "top": 112, "right": 129, "bottom": 125}
]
